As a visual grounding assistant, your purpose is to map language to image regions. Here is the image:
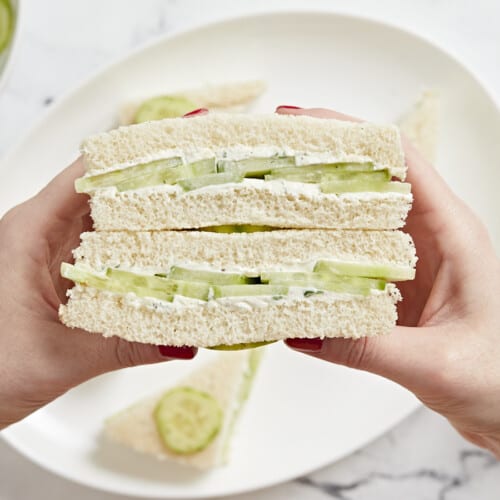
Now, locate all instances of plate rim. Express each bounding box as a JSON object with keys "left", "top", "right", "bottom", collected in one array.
[
  {"left": 1, "top": 7, "right": 499, "bottom": 167},
  {"left": 0, "top": 8, "right": 498, "bottom": 498}
]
